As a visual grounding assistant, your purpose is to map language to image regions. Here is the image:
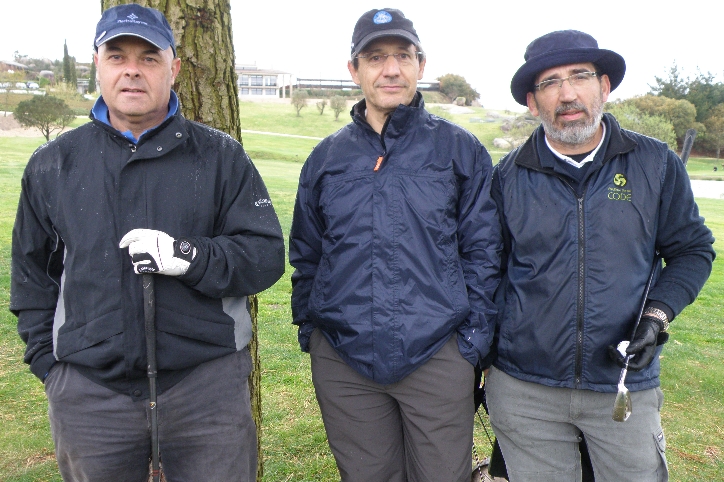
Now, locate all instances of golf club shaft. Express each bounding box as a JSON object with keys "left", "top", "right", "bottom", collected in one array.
[
  {"left": 613, "top": 255, "right": 660, "bottom": 421},
  {"left": 143, "top": 274, "right": 160, "bottom": 482}
]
